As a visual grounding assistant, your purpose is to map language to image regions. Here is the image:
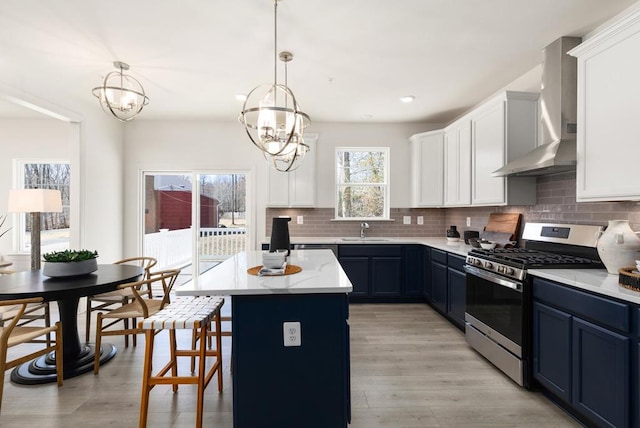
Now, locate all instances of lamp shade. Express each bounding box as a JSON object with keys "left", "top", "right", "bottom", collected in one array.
[{"left": 8, "top": 189, "right": 62, "bottom": 213}]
